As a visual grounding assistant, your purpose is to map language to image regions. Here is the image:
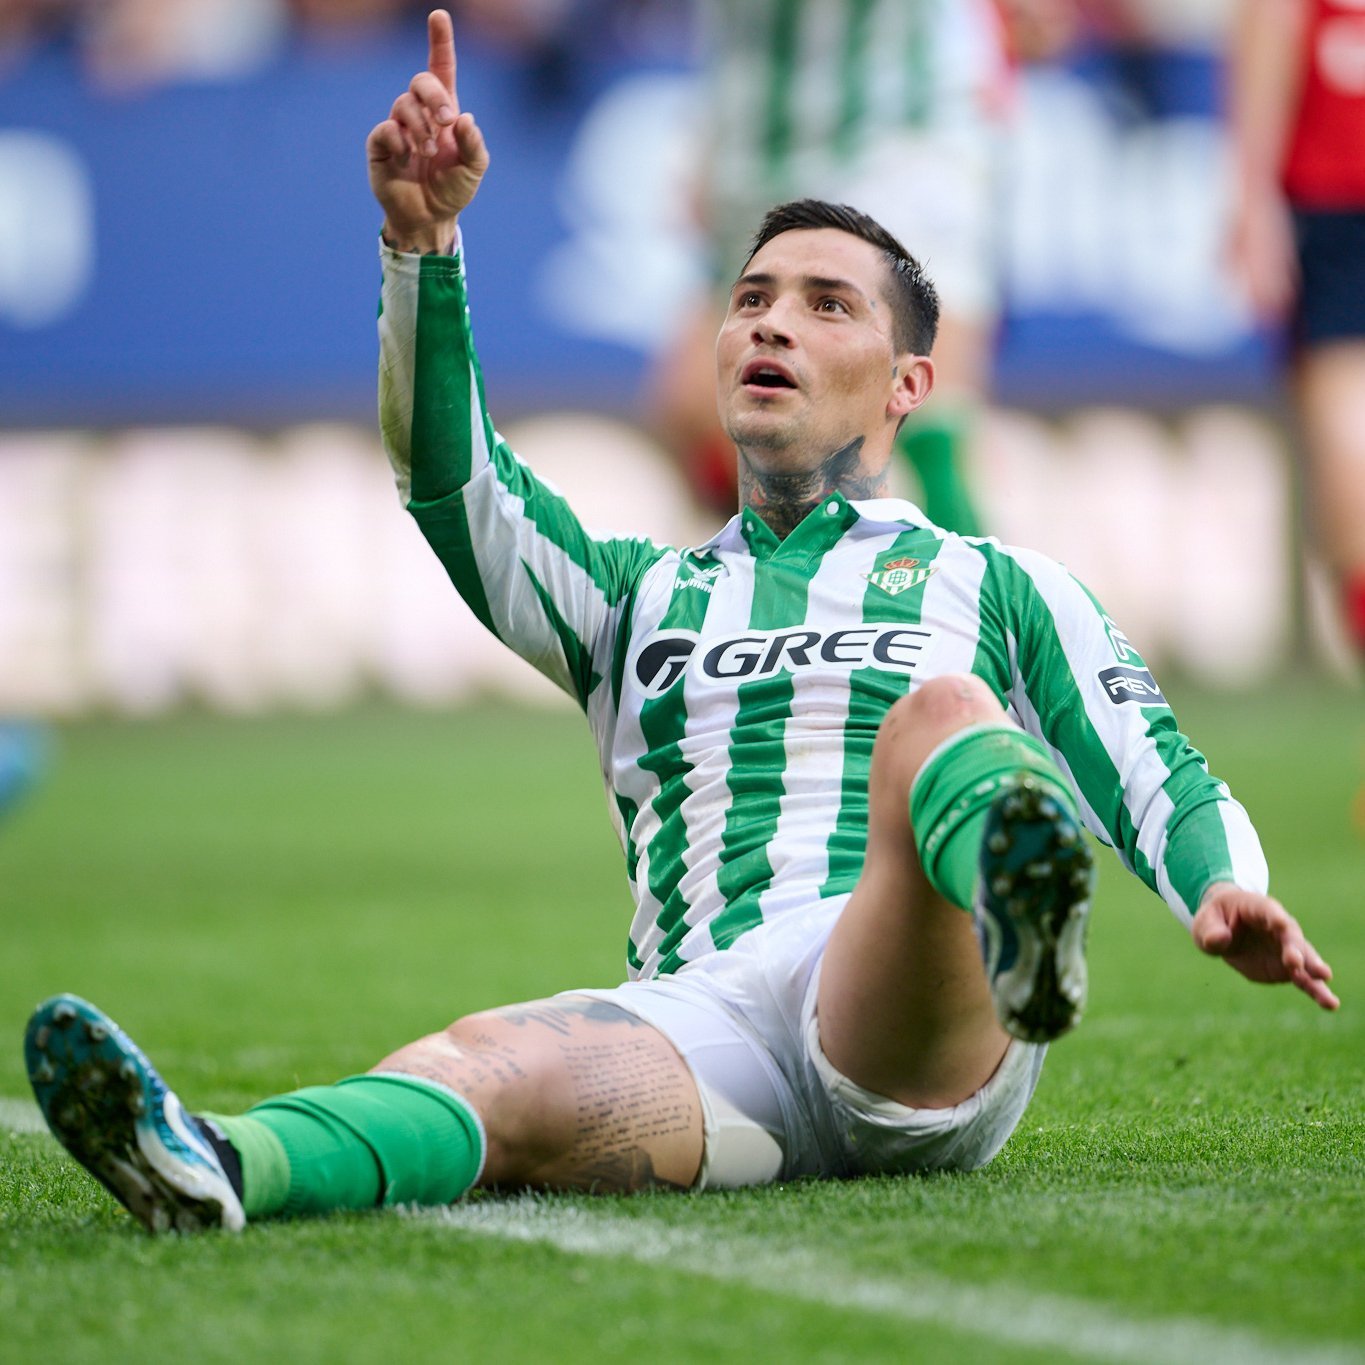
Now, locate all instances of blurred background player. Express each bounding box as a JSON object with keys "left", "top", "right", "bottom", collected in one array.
[
  {"left": 648, "top": 0, "right": 1080, "bottom": 530},
  {"left": 0, "top": 721, "right": 48, "bottom": 823},
  {"left": 1227, "top": 0, "right": 1365, "bottom": 662}
]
